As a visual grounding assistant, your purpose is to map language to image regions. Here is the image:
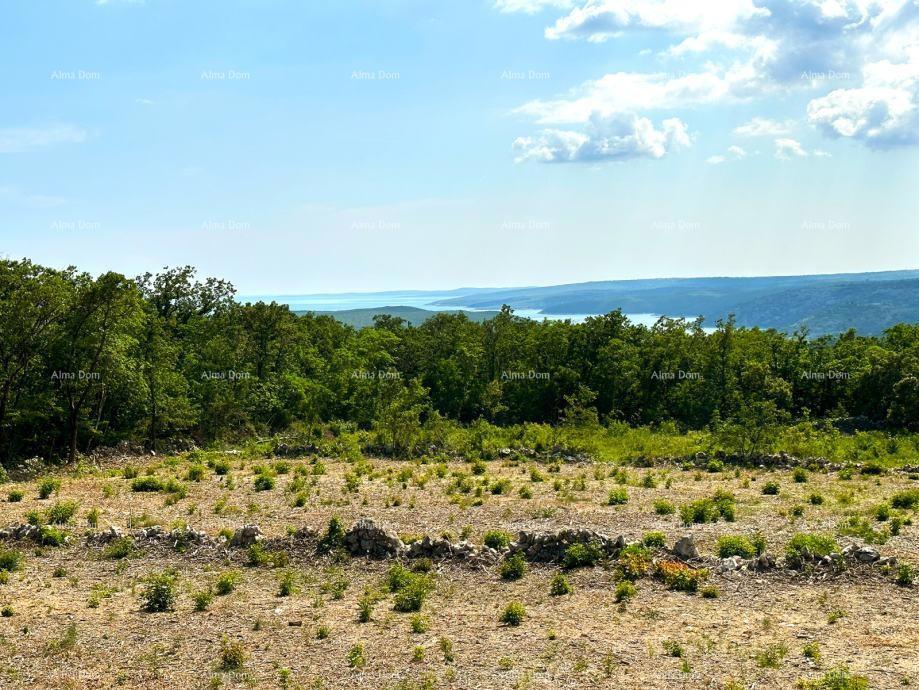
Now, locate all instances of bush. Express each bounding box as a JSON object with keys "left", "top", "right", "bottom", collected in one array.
[
  {"left": 809, "top": 493, "right": 825, "bottom": 505},
  {"left": 131, "top": 476, "right": 164, "bottom": 493},
  {"left": 616, "top": 544, "right": 651, "bottom": 581},
  {"left": 756, "top": 642, "right": 788, "bottom": 668},
  {"left": 874, "top": 503, "right": 891, "bottom": 521},
  {"left": 895, "top": 563, "right": 915, "bottom": 586},
  {"left": 716, "top": 535, "right": 756, "bottom": 559},
  {"left": 277, "top": 569, "right": 299, "bottom": 597},
  {"left": 500, "top": 553, "right": 527, "bottom": 580},
  {"left": 140, "top": 569, "right": 178, "bottom": 612},
  {"left": 483, "top": 530, "right": 512, "bottom": 550},
  {"left": 655, "top": 560, "right": 708, "bottom": 592},
  {"left": 193, "top": 588, "right": 213, "bottom": 611},
  {"left": 500, "top": 601, "right": 525, "bottom": 626},
  {"left": 45, "top": 500, "right": 78, "bottom": 525},
  {"left": 7, "top": 490, "right": 23, "bottom": 503},
  {"left": 392, "top": 574, "right": 434, "bottom": 612},
  {"left": 215, "top": 570, "right": 241, "bottom": 595},
  {"left": 614, "top": 580, "right": 636, "bottom": 602},
  {"left": 550, "top": 573, "right": 572, "bottom": 596},
  {"left": 213, "top": 459, "right": 231, "bottom": 475},
  {"left": 38, "top": 477, "right": 60, "bottom": 499},
  {"left": 347, "top": 642, "right": 366, "bottom": 668},
  {"left": 39, "top": 526, "right": 66, "bottom": 546},
  {"left": 220, "top": 637, "right": 246, "bottom": 670},
  {"left": 317, "top": 516, "right": 345, "bottom": 553},
  {"left": 186, "top": 465, "right": 207, "bottom": 481},
  {"left": 680, "top": 491, "right": 735, "bottom": 525},
  {"left": 607, "top": 488, "right": 628, "bottom": 505},
  {"left": 653, "top": 500, "right": 675, "bottom": 515},
  {"left": 795, "top": 667, "right": 868, "bottom": 689},
  {"left": 701, "top": 585, "right": 719, "bottom": 598},
  {"left": 785, "top": 533, "right": 839, "bottom": 567},
  {"left": 891, "top": 489, "right": 919, "bottom": 510},
  {"left": 562, "top": 541, "right": 604, "bottom": 570},
  {"left": 410, "top": 614, "right": 429, "bottom": 633},
  {"left": 253, "top": 474, "right": 275, "bottom": 492},
  {"left": 102, "top": 537, "right": 134, "bottom": 560},
  {"left": 762, "top": 481, "right": 780, "bottom": 495},
  {"left": 642, "top": 531, "right": 666, "bottom": 548},
  {"left": 793, "top": 468, "right": 808, "bottom": 483},
  {"left": 0, "top": 549, "right": 23, "bottom": 572}
]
